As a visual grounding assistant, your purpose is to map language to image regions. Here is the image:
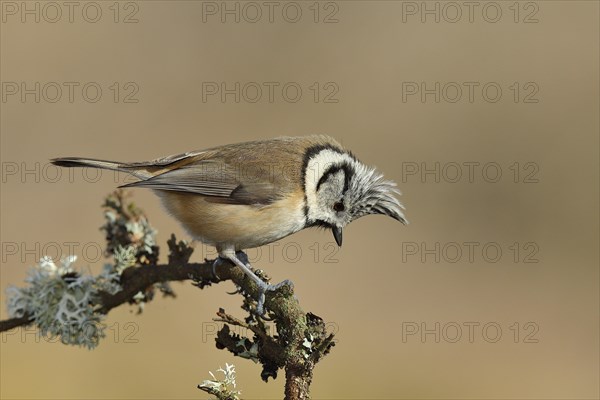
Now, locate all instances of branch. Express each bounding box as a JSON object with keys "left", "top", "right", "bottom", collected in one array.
[
  {"left": 0, "top": 314, "right": 32, "bottom": 332},
  {"left": 0, "top": 254, "right": 332, "bottom": 398},
  {"left": 0, "top": 261, "right": 211, "bottom": 332},
  {"left": 0, "top": 190, "right": 335, "bottom": 399}
]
